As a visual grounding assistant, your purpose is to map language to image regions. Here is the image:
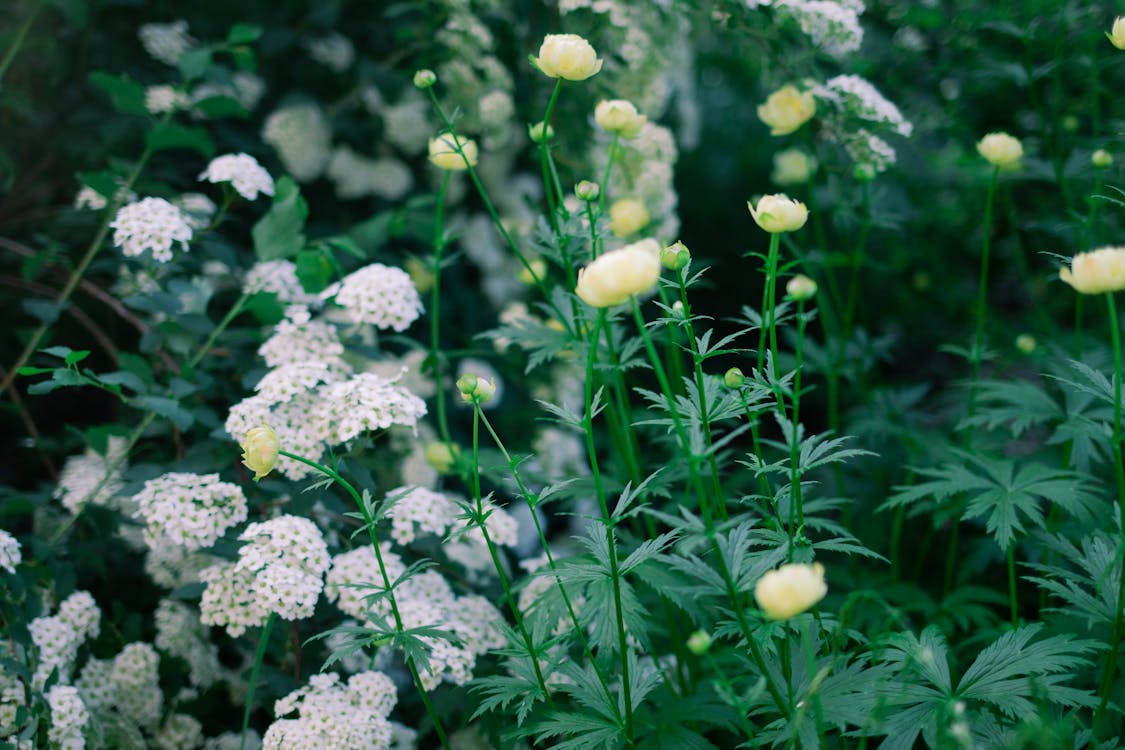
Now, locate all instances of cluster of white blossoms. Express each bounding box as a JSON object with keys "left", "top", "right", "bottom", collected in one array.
[
  {"left": 176, "top": 192, "right": 218, "bottom": 230},
  {"left": 842, "top": 128, "right": 898, "bottom": 174},
  {"left": 110, "top": 197, "right": 194, "bottom": 263},
  {"left": 326, "top": 263, "right": 425, "bottom": 331},
  {"left": 774, "top": 0, "right": 864, "bottom": 57},
  {"left": 154, "top": 599, "right": 224, "bottom": 688},
  {"left": 326, "top": 146, "right": 413, "bottom": 201},
  {"left": 29, "top": 591, "right": 101, "bottom": 689},
  {"left": 0, "top": 529, "right": 20, "bottom": 573},
  {"left": 258, "top": 311, "right": 345, "bottom": 367},
  {"left": 262, "top": 672, "right": 397, "bottom": 749},
  {"left": 153, "top": 714, "right": 205, "bottom": 750},
  {"left": 193, "top": 70, "right": 267, "bottom": 113},
  {"left": 75, "top": 642, "right": 164, "bottom": 732},
  {"left": 262, "top": 103, "right": 332, "bottom": 182},
  {"left": 46, "top": 685, "right": 89, "bottom": 750},
  {"left": 133, "top": 472, "right": 248, "bottom": 551},
  {"left": 144, "top": 84, "right": 189, "bottom": 114},
  {"left": 818, "top": 74, "right": 912, "bottom": 137},
  {"left": 200, "top": 516, "right": 330, "bottom": 636},
  {"left": 137, "top": 20, "right": 193, "bottom": 65},
  {"left": 319, "top": 373, "right": 428, "bottom": 443},
  {"left": 145, "top": 543, "right": 219, "bottom": 590},
  {"left": 303, "top": 33, "right": 356, "bottom": 73},
  {"left": 324, "top": 545, "right": 505, "bottom": 689},
  {"left": 385, "top": 486, "right": 457, "bottom": 545},
  {"left": 244, "top": 260, "right": 315, "bottom": 306},
  {"left": 199, "top": 153, "right": 276, "bottom": 201}
]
